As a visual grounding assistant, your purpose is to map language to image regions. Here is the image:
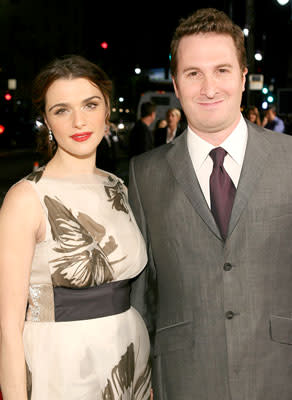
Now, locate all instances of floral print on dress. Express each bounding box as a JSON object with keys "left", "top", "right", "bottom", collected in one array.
[
  {"left": 26, "top": 166, "right": 45, "bottom": 183},
  {"left": 44, "top": 196, "right": 127, "bottom": 288},
  {"left": 102, "top": 343, "right": 151, "bottom": 400},
  {"left": 104, "top": 175, "right": 130, "bottom": 216}
]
